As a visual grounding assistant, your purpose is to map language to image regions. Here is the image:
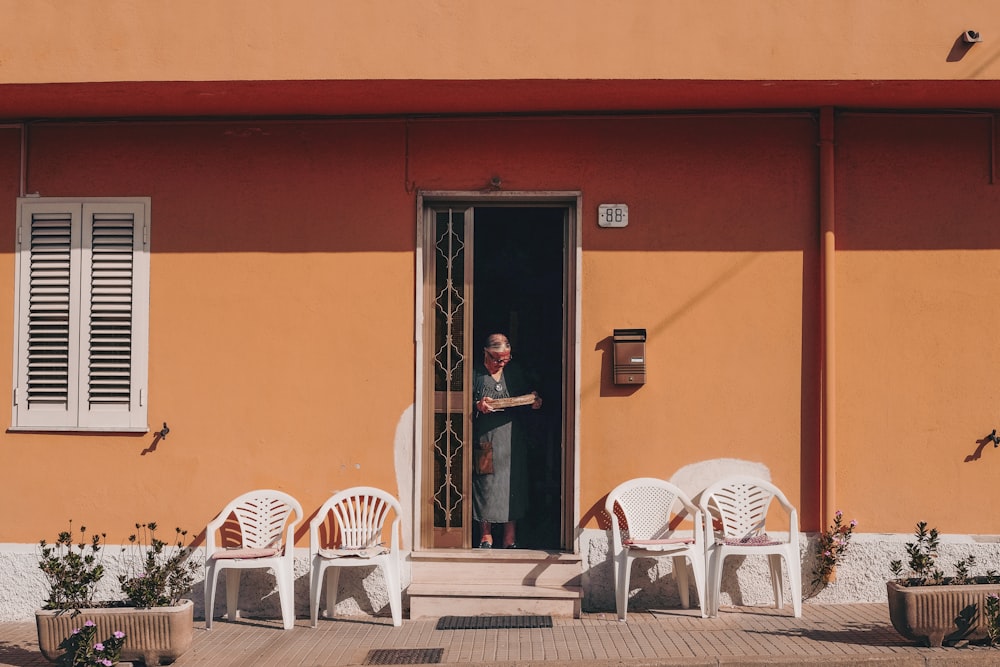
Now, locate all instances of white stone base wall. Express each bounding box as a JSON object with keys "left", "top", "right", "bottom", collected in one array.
[
  {"left": 4, "top": 531, "right": 1000, "bottom": 622},
  {"left": 0, "top": 544, "right": 409, "bottom": 623},
  {"left": 579, "top": 529, "right": 1000, "bottom": 612}
]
